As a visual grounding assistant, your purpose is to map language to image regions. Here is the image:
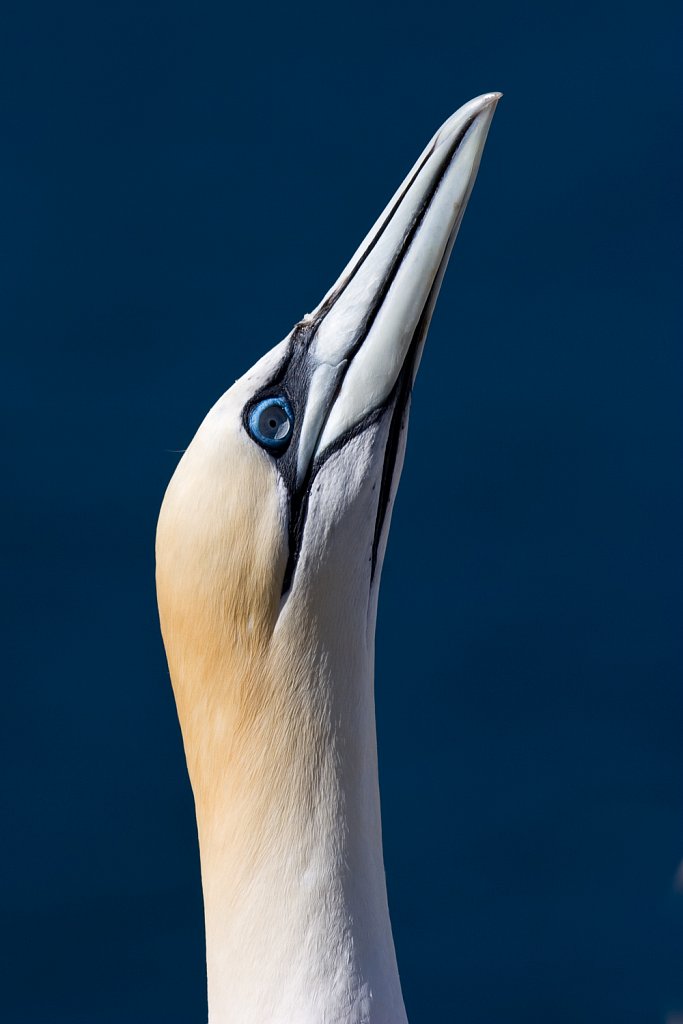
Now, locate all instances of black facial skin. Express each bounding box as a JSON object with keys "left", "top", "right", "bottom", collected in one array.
[{"left": 242, "top": 113, "right": 477, "bottom": 594}]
